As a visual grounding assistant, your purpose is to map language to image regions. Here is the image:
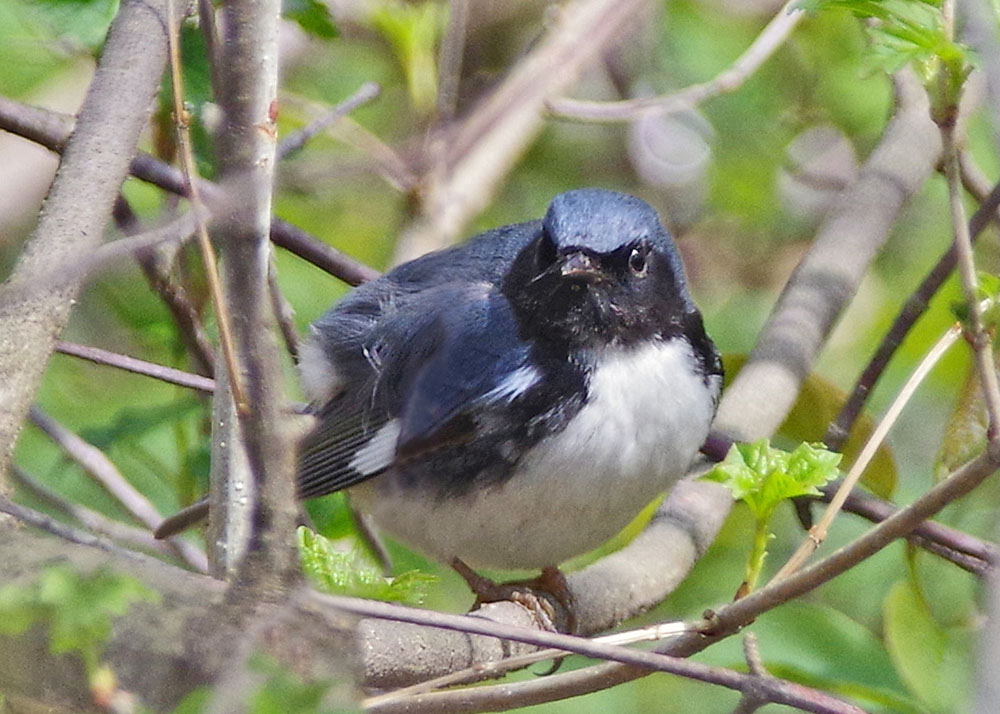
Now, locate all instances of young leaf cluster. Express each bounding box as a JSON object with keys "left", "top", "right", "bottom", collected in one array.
[
  {"left": 798, "top": 0, "right": 971, "bottom": 106},
  {"left": 705, "top": 439, "right": 842, "bottom": 523},
  {"left": 705, "top": 440, "right": 841, "bottom": 593},
  {"left": 297, "top": 526, "right": 435, "bottom": 605}
]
